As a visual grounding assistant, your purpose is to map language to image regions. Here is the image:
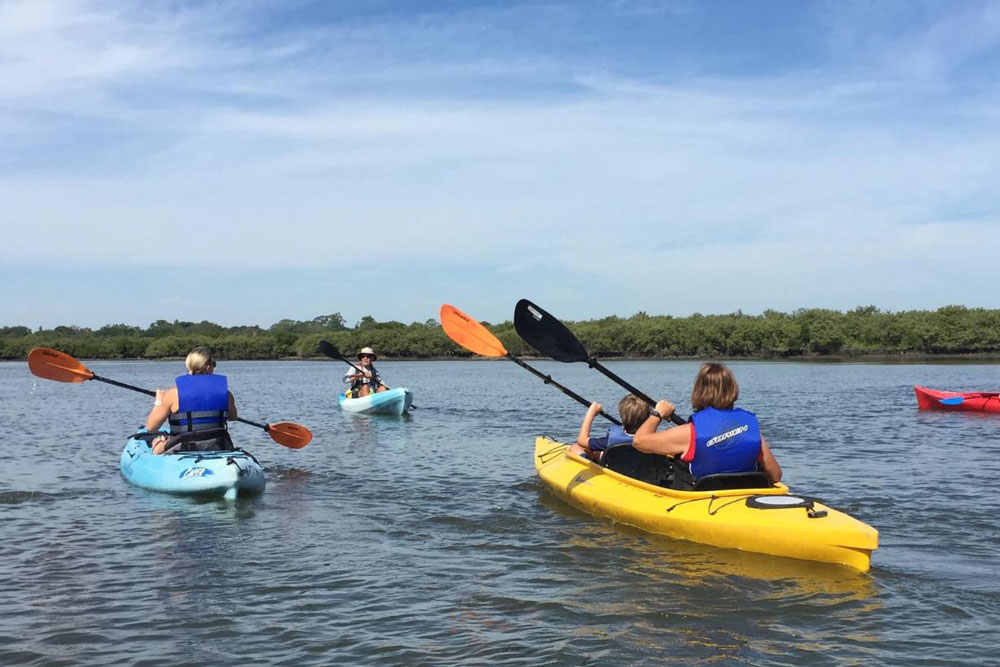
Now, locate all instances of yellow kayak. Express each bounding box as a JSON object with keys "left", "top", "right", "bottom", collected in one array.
[{"left": 534, "top": 437, "right": 878, "bottom": 572}]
